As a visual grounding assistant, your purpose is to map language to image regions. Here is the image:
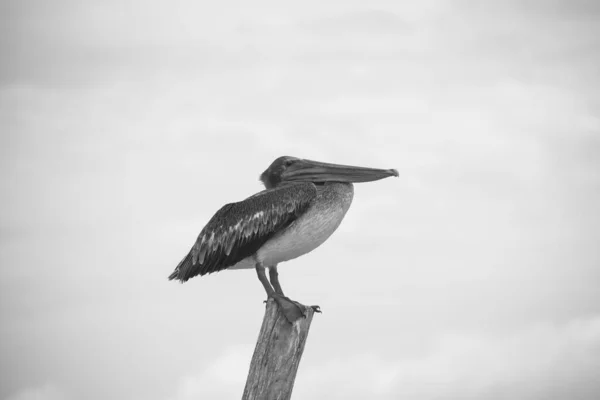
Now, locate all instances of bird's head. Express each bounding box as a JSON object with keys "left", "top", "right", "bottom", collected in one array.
[{"left": 260, "top": 156, "right": 398, "bottom": 189}]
